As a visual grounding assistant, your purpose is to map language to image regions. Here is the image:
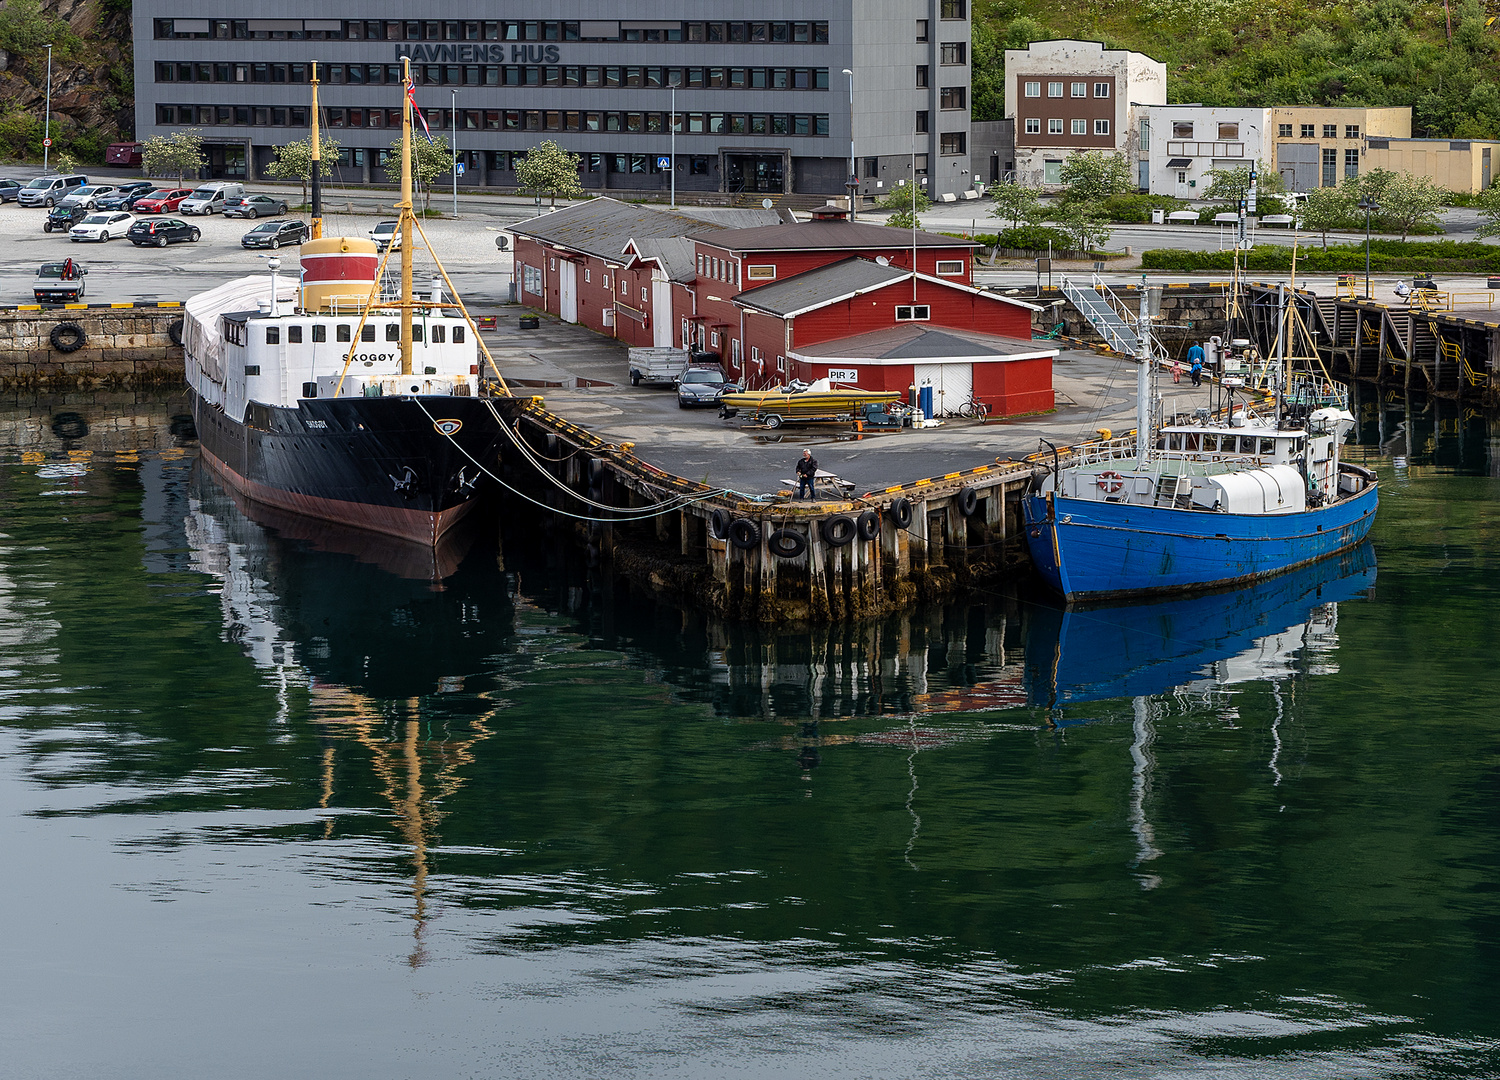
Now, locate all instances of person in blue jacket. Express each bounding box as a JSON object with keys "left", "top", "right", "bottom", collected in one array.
[{"left": 1186, "top": 341, "right": 1205, "bottom": 386}]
